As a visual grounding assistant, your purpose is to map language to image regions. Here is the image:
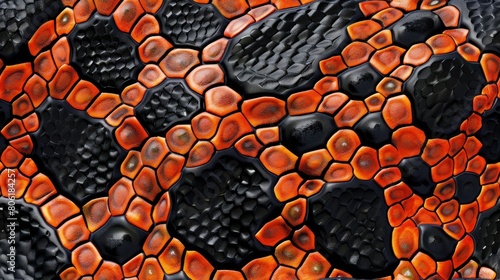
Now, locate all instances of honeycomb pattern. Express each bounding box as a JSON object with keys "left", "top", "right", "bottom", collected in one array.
[
  {"left": 478, "top": 100, "right": 500, "bottom": 162},
  {"left": 473, "top": 201, "right": 500, "bottom": 272}
]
